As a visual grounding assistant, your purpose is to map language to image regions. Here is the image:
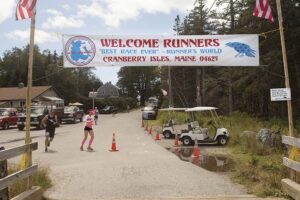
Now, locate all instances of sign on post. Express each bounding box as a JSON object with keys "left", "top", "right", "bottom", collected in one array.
[
  {"left": 62, "top": 34, "right": 259, "bottom": 67},
  {"left": 270, "top": 88, "right": 291, "bottom": 101}
]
